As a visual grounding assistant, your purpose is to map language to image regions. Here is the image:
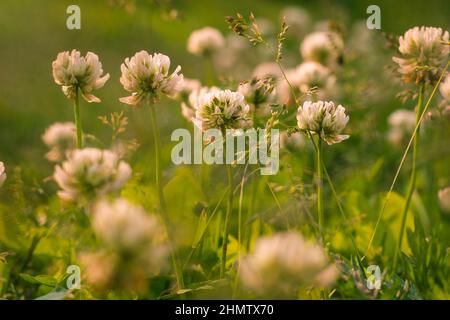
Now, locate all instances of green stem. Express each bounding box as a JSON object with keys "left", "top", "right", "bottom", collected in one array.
[
  {"left": 220, "top": 164, "right": 234, "bottom": 278},
  {"left": 73, "top": 88, "right": 82, "bottom": 148},
  {"left": 316, "top": 136, "right": 324, "bottom": 237},
  {"left": 393, "top": 82, "right": 425, "bottom": 270},
  {"left": 149, "top": 104, "right": 184, "bottom": 290}
]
